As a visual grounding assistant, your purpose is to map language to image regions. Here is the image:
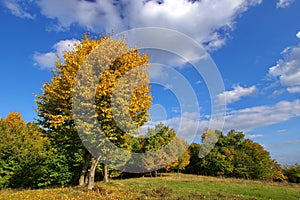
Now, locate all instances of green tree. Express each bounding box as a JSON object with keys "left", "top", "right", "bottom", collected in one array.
[
  {"left": 129, "top": 123, "right": 187, "bottom": 176},
  {"left": 0, "top": 112, "right": 72, "bottom": 189},
  {"left": 284, "top": 164, "right": 300, "bottom": 183},
  {"left": 185, "top": 130, "right": 283, "bottom": 181},
  {"left": 185, "top": 143, "right": 201, "bottom": 174},
  {"left": 132, "top": 124, "right": 176, "bottom": 175},
  {"left": 232, "top": 138, "right": 272, "bottom": 179}
]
